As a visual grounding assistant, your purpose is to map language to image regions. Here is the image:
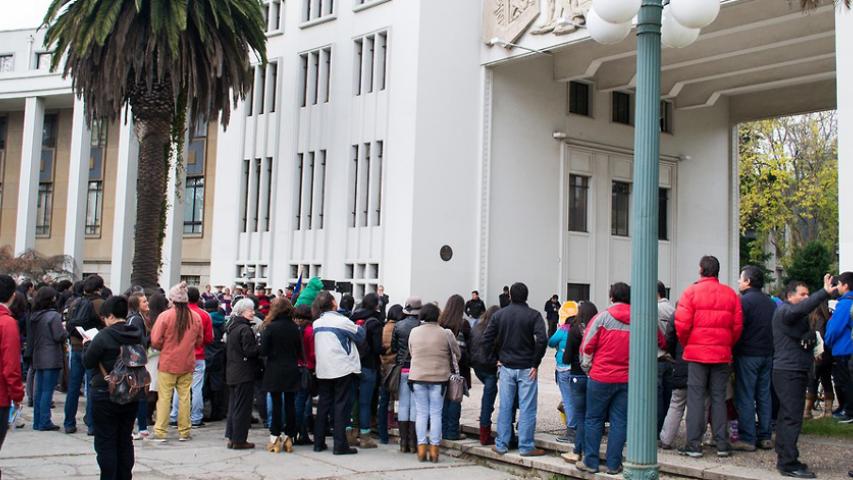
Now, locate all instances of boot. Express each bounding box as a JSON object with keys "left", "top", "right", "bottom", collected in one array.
[
  {"left": 804, "top": 394, "right": 817, "bottom": 419},
  {"left": 408, "top": 421, "right": 418, "bottom": 453},
  {"left": 417, "top": 444, "right": 428, "bottom": 462},
  {"left": 429, "top": 445, "right": 440, "bottom": 463},
  {"left": 824, "top": 393, "right": 835, "bottom": 418},
  {"left": 388, "top": 411, "right": 398, "bottom": 430},
  {"left": 399, "top": 421, "right": 411, "bottom": 453},
  {"left": 346, "top": 428, "right": 359, "bottom": 447},
  {"left": 479, "top": 425, "right": 494, "bottom": 446},
  {"left": 283, "top": 435, "right": 294, "bottom": 453}
]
